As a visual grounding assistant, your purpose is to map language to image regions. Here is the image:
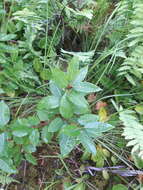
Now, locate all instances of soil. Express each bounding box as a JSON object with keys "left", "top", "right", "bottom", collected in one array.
[
  {"left": 8, "top": 144, "right": 61, "bottom": 190},
  {"left": 6, "top": 144, "right": 132, "bottom": 190}
]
